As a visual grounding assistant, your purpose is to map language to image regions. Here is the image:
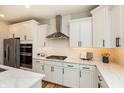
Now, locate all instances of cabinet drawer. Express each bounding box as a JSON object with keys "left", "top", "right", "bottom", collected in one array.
[
  {"left": 33, "top": 59, "right": 44, "bottom": 64},
  {"left": 80, "top": 65, "right": 96, "bottom": 70},
  {"left": 63, "top": 63, "right": 79, "bottom": 69},
  {"left": 44, "top": 60, "right": 62, "bottom": 66}
]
